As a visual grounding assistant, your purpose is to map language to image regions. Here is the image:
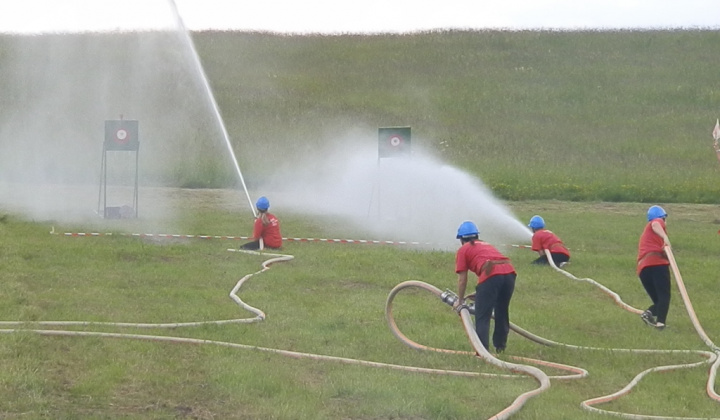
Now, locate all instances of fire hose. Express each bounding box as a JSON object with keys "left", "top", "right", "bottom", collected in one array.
[
  {"left": 12, "top": 230, "right": 719, "bottom": 419},
  {"left": 543, "top": 248, "right": 720, "bottom": 416},
  {"left": 0, "top": 244, "right": 567, "bottom": 420},
  {"left": 383, "top": 248, "right": 719, "bottom": 419},
  {"left": 386, "top": 280, "right": 561, "bottom": 420}
]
